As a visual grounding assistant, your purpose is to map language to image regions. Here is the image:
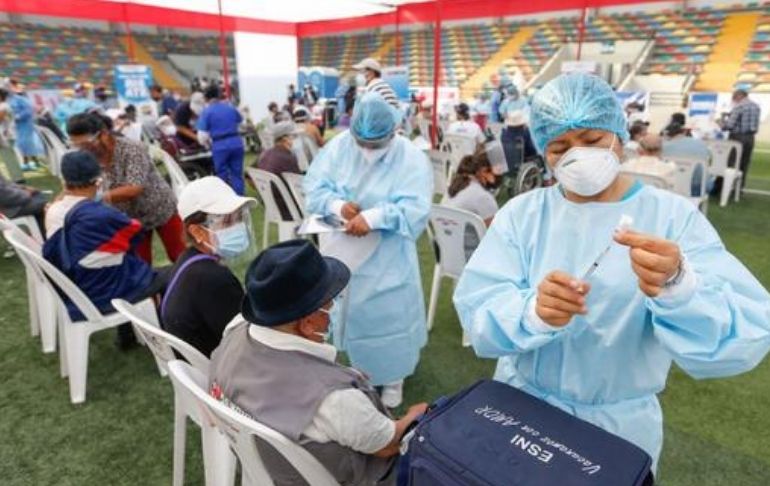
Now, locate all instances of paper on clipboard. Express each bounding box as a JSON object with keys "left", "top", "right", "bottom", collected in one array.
[{"left": 297, "top": 214, "right": 347, "bottom": 235}]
